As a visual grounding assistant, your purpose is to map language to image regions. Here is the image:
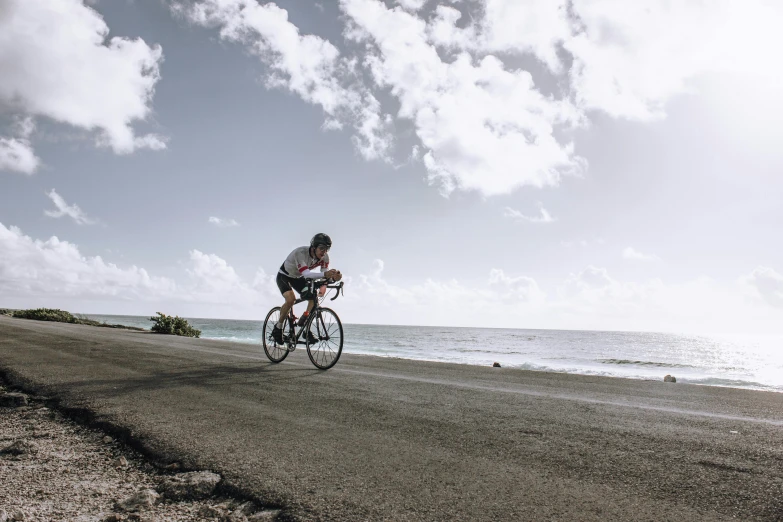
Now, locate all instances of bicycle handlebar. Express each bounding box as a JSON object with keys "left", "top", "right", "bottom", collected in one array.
[
  {"left": 307, "top": 279, "right": 344, "bottom": 301},
  {"left": 326, "top": 280, "right": 344, "bottom": 301}
]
